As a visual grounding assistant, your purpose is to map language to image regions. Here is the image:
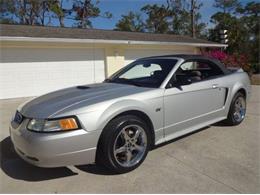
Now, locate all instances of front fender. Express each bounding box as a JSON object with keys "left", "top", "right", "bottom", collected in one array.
[{"left": 96, "top": 99, "right": 153, "bottom": 131}]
